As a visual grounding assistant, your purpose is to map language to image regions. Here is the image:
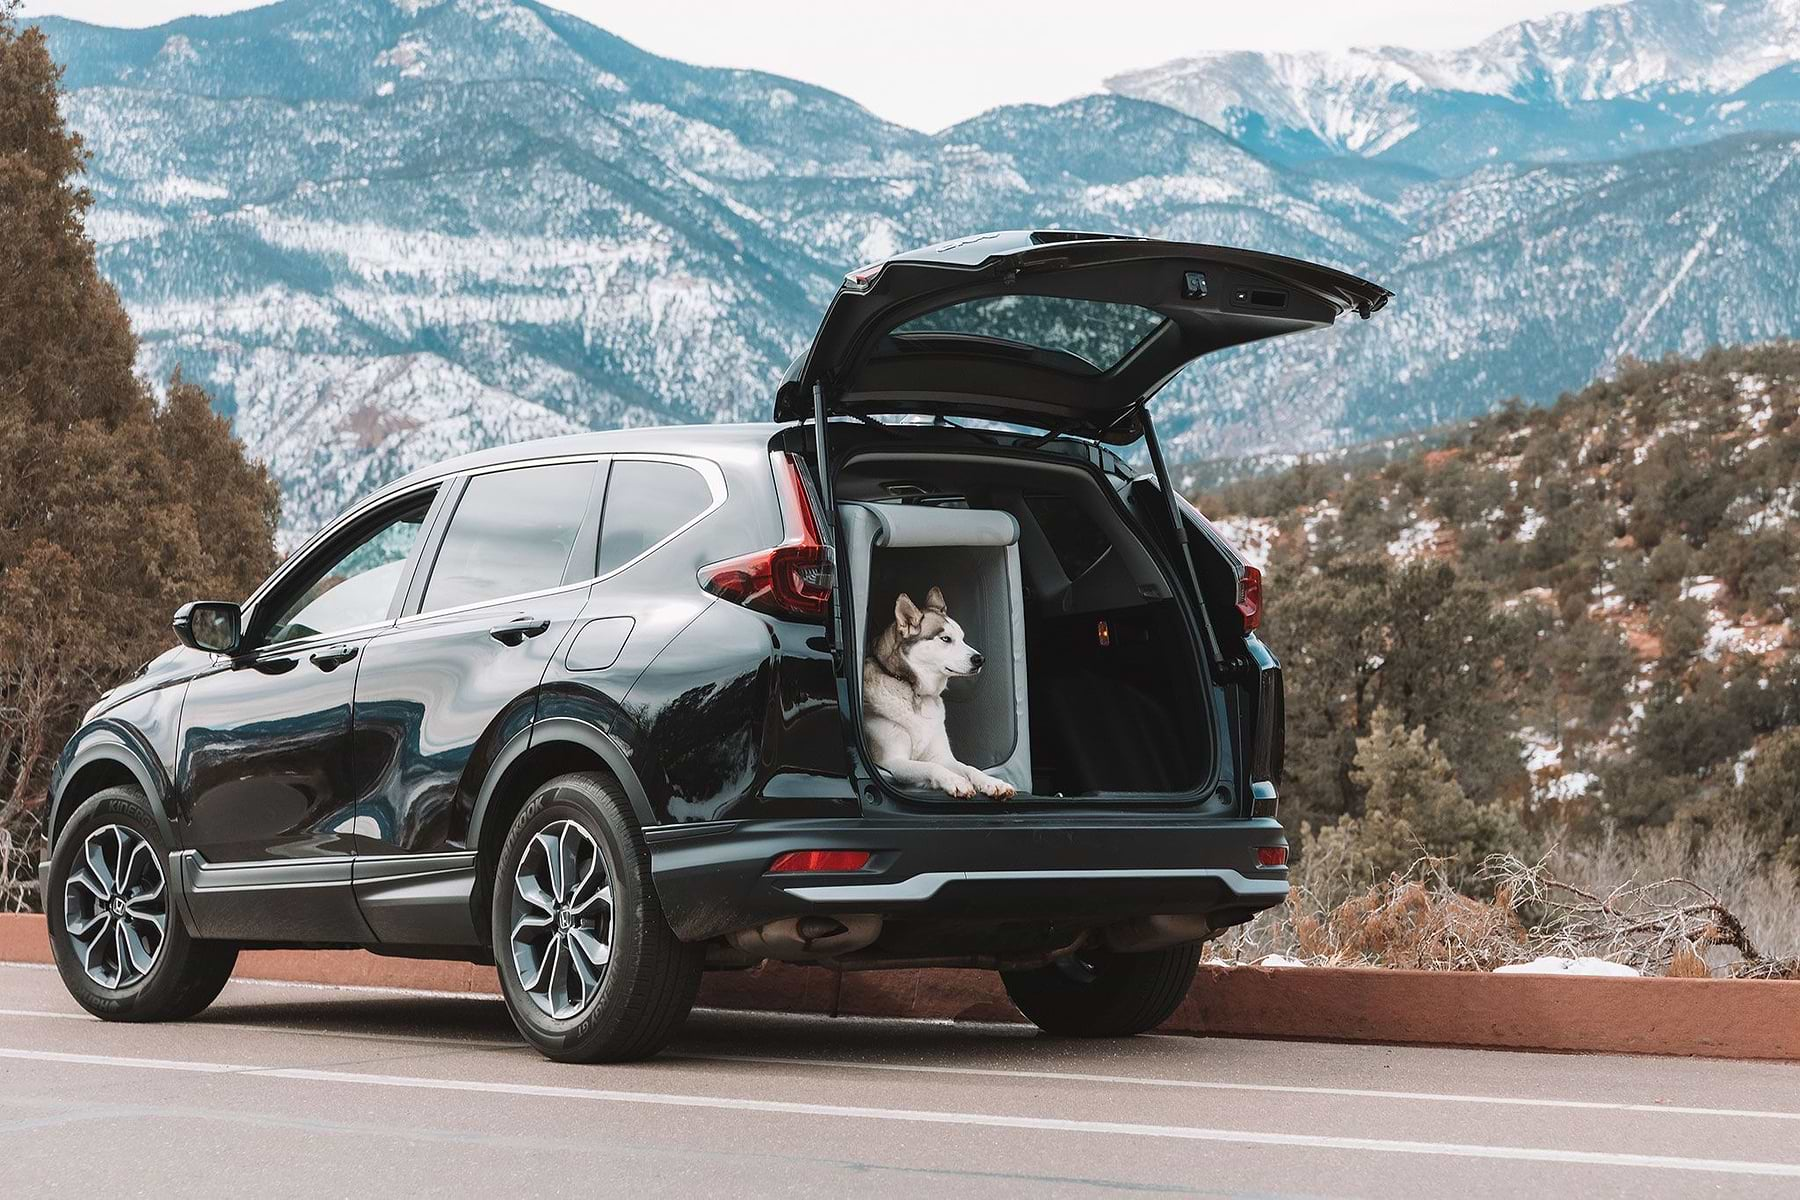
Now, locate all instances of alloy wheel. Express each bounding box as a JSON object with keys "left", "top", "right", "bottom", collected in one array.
[
  {"left": 508, "top": 818, "right": 614, "bottom": 1019},
  {"left": 62, "top": 823, "right": 168, "bottom": 989}
]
